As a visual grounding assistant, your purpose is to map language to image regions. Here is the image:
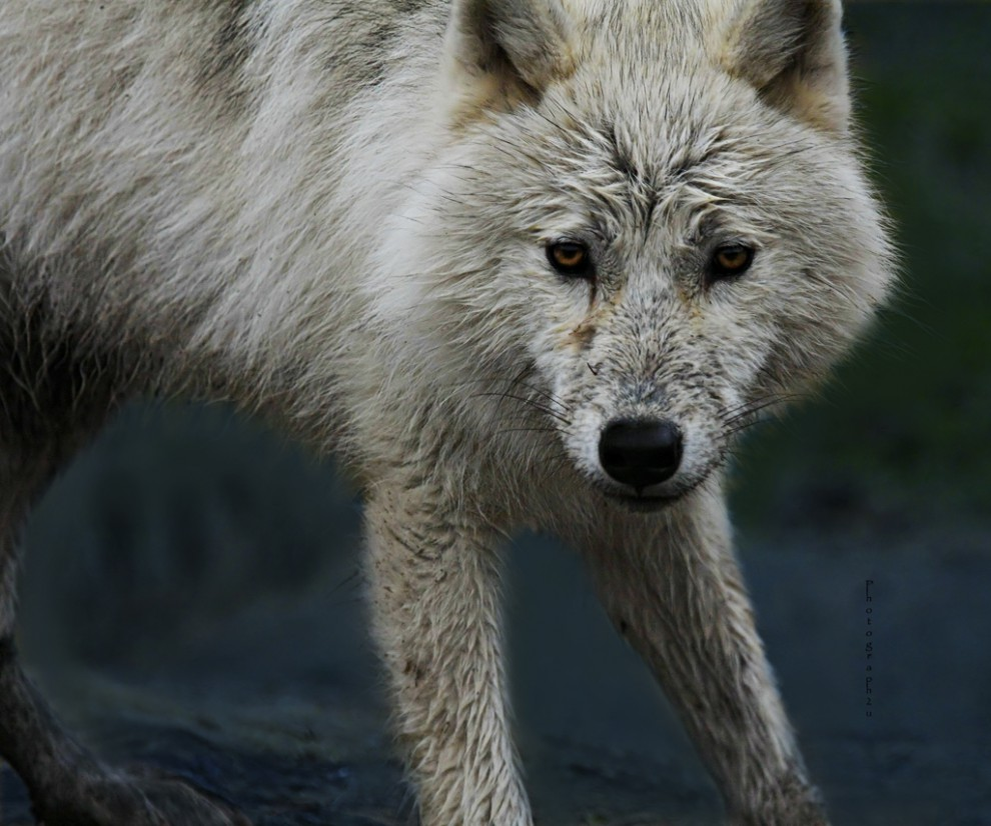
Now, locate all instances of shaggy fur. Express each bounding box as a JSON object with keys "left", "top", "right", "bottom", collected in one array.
[{"left": 0, "top": 0, "right": 893, "bottom": 823}]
